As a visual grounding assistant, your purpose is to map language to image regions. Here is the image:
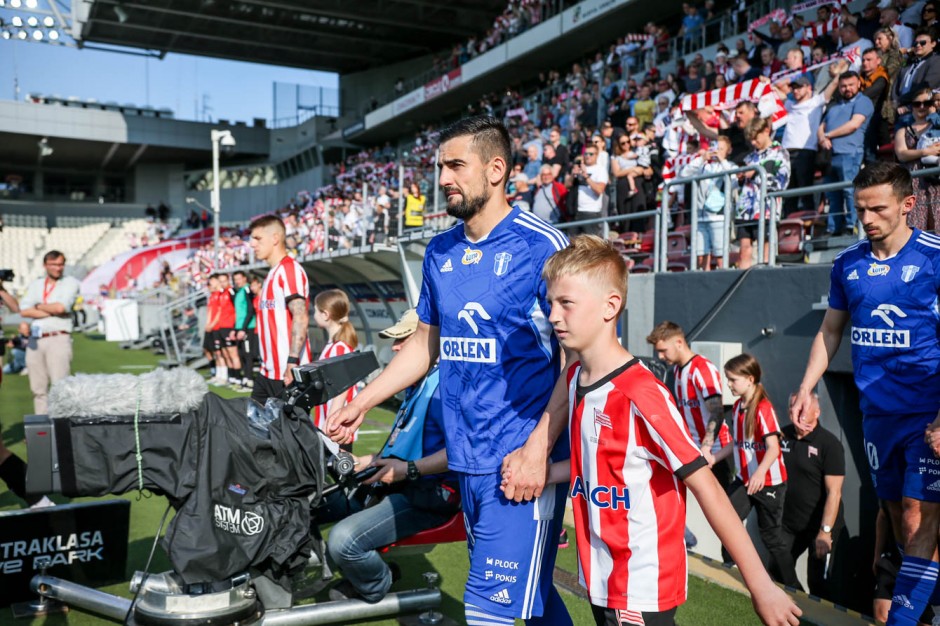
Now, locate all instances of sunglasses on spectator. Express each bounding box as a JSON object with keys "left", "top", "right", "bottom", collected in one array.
[
  {"left": 912, "top": 100, "right": 933, "bottom": 107},
  {"left": 584, "top": 151, "right": 597, "bottom": 156},
  {"left": 914, "top": 39, "right": 932, "bottom": 47},
  {"left": 619, "top": 140, "right": 630, "bottom": 146}
]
